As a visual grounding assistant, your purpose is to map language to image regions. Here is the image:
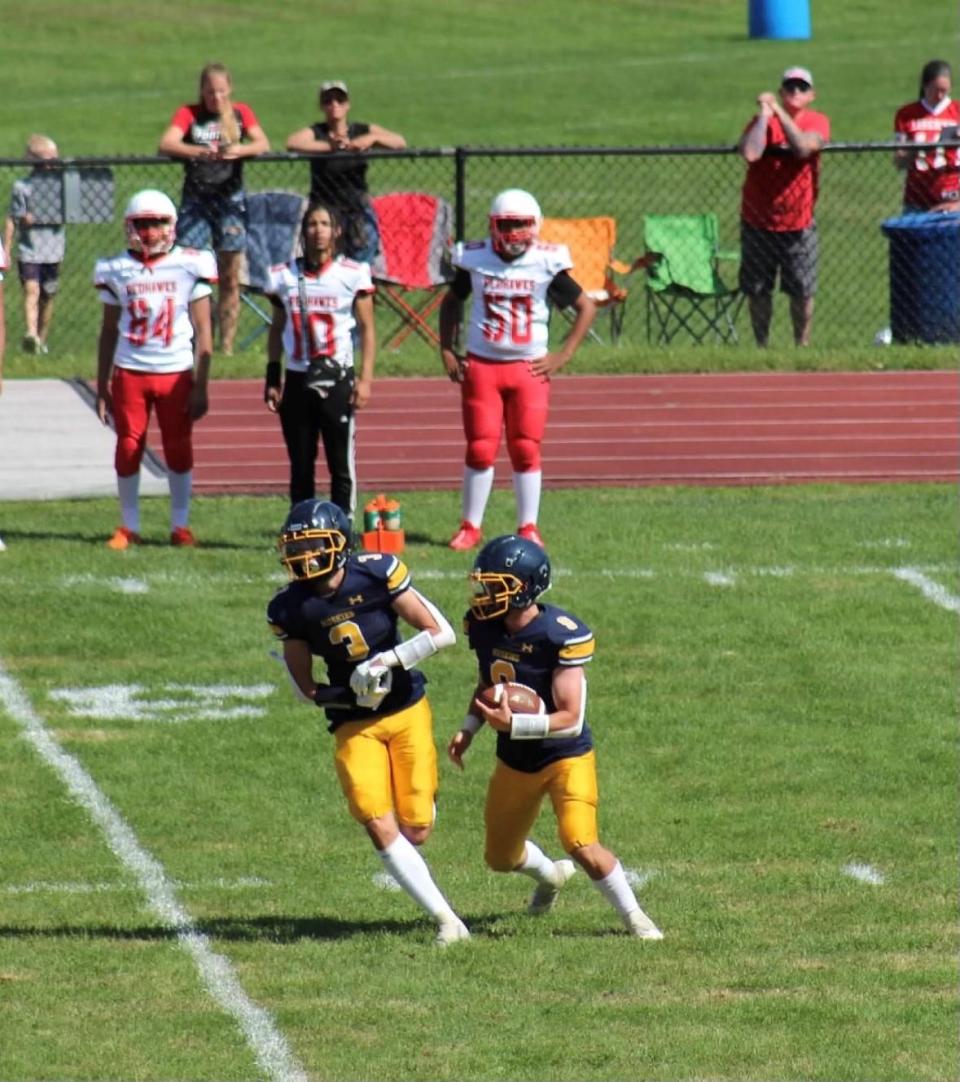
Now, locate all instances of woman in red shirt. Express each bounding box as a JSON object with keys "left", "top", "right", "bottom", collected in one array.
[
  {"left": 894, "top": 60, "right": 960, "bottom": 213},
  {"left": 159, "top": 63, "right": 270, "bottom": 355}
]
